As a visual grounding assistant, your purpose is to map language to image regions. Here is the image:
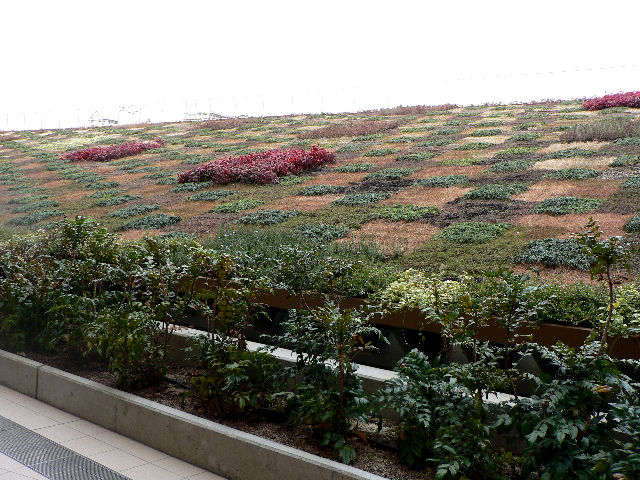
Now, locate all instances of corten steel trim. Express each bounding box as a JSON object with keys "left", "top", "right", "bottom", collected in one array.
[{"left": 188, "top": 277, "right": 640, "bottom": 359}]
